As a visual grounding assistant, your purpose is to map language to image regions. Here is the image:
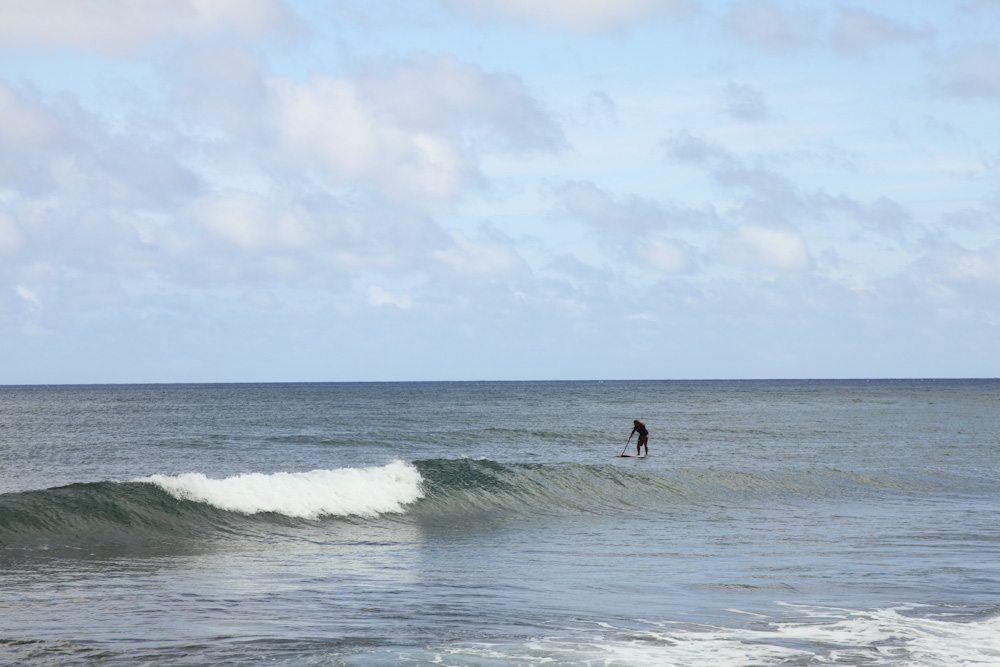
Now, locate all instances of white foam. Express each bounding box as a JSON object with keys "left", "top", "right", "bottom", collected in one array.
[
  {"left": 432, "top": 605, "right": 1000, "bottom": 666},
  {"left": 137, "top": 460, "right": 424, "bottom": 519}
]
